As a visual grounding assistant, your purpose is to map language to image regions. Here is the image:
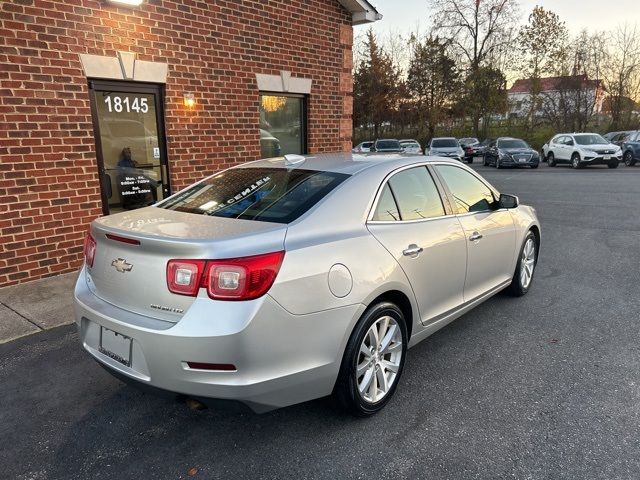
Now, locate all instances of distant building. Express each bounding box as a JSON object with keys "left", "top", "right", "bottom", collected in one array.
[{"left": 507, "top": 75, "right": 606, "bottom": 119}]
